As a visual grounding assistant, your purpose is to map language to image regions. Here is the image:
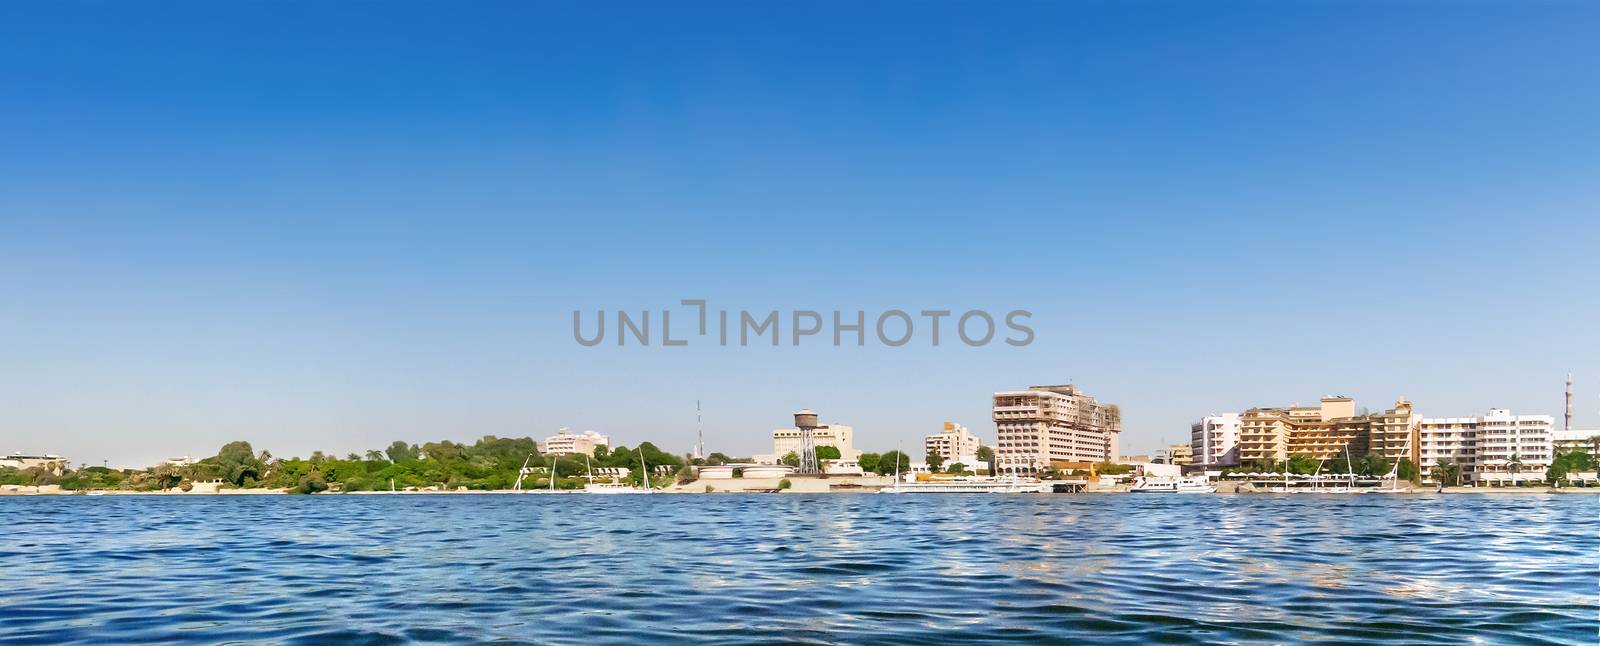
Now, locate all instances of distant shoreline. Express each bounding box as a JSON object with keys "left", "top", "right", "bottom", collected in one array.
[{"left": 2, "top": 486, "right": 1594, "bottom": 497}]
